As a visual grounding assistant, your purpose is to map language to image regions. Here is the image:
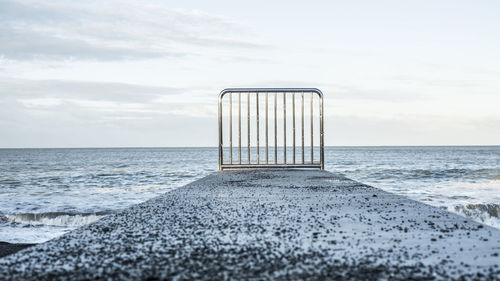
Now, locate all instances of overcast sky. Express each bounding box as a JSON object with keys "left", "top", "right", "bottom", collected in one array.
[{"left": 1, "top": 0, "right": 499, "bottom": 147}]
